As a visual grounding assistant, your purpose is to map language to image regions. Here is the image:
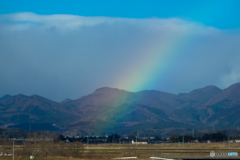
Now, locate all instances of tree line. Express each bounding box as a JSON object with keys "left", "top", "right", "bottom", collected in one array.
[{"left": 169, "top": 131, "right": 229, "bottom": 143}]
